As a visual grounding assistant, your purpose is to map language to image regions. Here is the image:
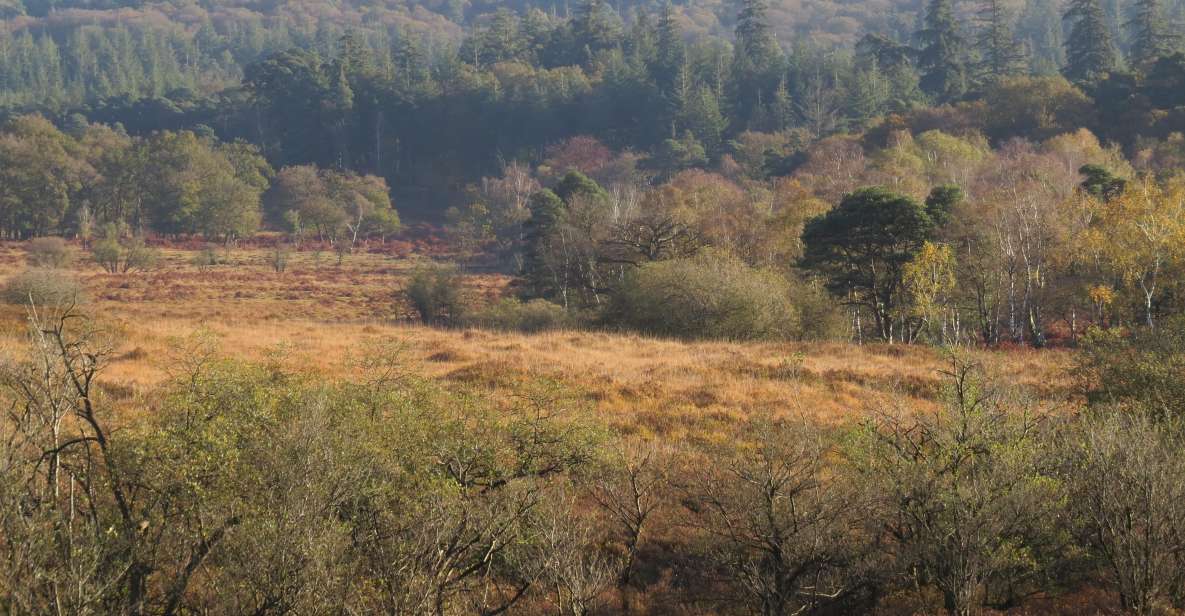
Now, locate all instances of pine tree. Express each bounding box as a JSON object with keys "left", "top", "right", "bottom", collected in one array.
[
  {"left": 680, "top": 85, "right": 726, "bottom": 157},
  {"left": 573, "top": 0, "right": 622, "bottom": 61},
  {"left": 1063, "top": 0, "right": 1118, "bottom": 83},
  {"left": 734, "top": 0, "right": 780, "bottom": 64},
  {"left": 771, "top": 78, "right": 794, "bottom": 130},
  {"left": 730, "top": 0, "right": 782, "bottom": 127},
  {"left": 976, "top": 0, "right": 1025, "bottom": 83},
  {"left": 917, "top": 0, "right": 967, "bottom": 102},
  {"left": 1126, "top": 0, "right": 1178, "bottom": 68},
  {"left": 1017, "top": 0, "right": 1064, "bottom": 73},
  {"left": 651, "top": 1, "right": 684, "bottom": 95}
]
